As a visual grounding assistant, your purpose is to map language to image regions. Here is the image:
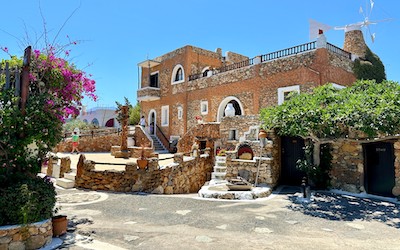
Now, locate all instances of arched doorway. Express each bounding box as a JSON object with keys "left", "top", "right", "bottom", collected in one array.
[
  {"left": 217, "top": 96, "right": 244, "bottom": 122},
  {"left": 148, "top": 110, "right": 156, "bottom": 135},
  {"left": 105, "top": 118, "right": 114, "bottom": 127}
]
